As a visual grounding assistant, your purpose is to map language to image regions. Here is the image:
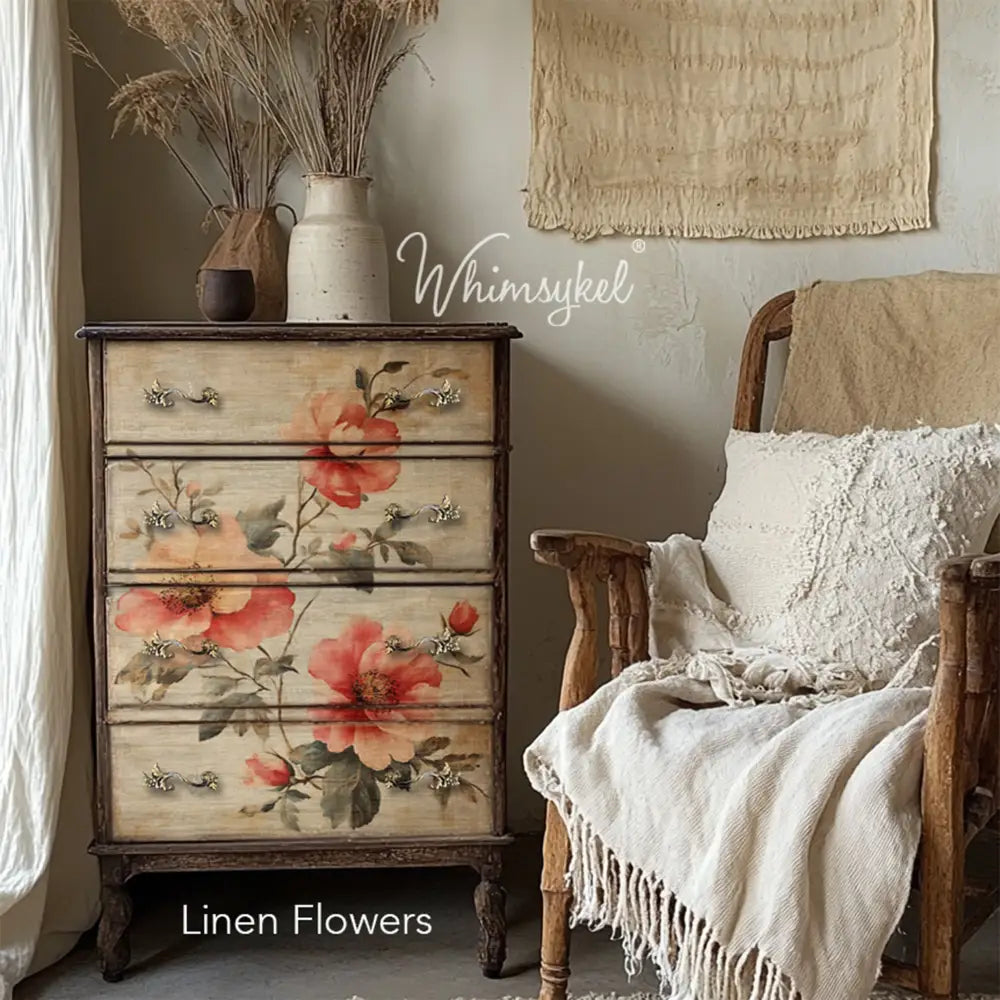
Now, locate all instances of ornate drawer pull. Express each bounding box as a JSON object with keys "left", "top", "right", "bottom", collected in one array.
[
  {"left": 143, "top": 762, "right": 220, "bottom": 793},
  {"left": 143, "top": 501, "right": 219, "bottom": 531},
  {"left": 383, "top": 379, "right": 461, "bottom": 410},
  {"left": 384, "top": 495, "right": 461, "bottom": 524},
  {"left": 384, "top": 628, "right": 464, "bottom": 657},
  {"left": 143, "top": 378, "right": 220, "bottom": 408},
  {"left": 142, "top": 632, "right": 220, "bottom": 660}
]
